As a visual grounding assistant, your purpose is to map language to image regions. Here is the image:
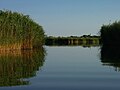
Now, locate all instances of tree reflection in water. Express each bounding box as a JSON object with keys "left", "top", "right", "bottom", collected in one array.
[
  {"left": 100, "top": 45, "right": 120, "bottom": 71},
  {"left": 0, "top": 47, "right": 46, "bottom": 86}
]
